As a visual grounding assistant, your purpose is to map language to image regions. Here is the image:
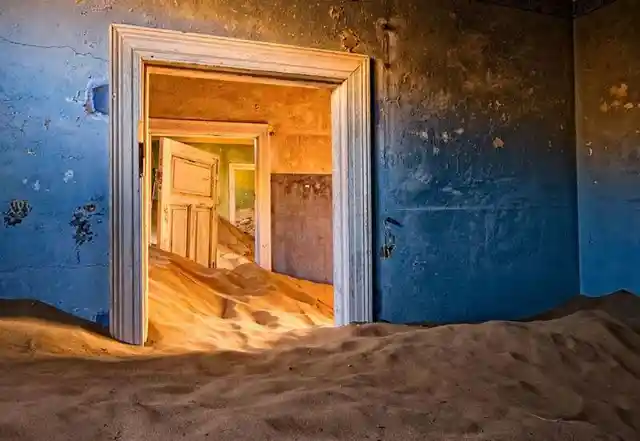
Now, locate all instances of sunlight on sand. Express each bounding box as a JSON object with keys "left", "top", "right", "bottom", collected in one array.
[{"left": 0, "top": 221, "right": 639, "bottom": 439}]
